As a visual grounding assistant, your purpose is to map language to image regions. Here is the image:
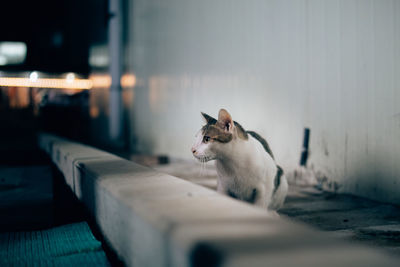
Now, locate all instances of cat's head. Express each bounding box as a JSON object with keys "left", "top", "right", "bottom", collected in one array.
[{"left": 191, "top": 108, "right": 236, "bottom": 162}]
